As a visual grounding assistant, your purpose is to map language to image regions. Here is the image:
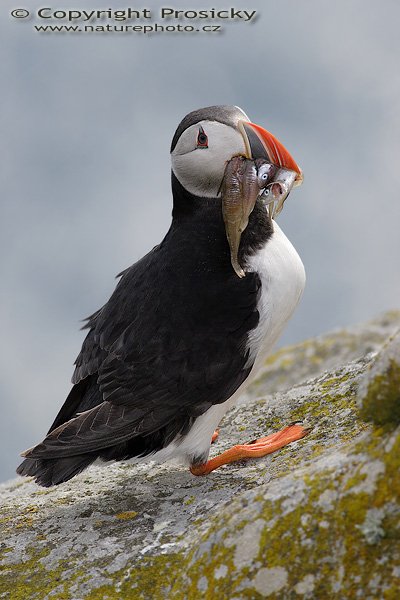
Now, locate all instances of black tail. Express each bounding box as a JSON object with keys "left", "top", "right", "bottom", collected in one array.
[
  {"left": 17, "top": 375, "right": 102, "bottom": 486},
  {"left": 16, "top": 453, "right": 98, "bottom": 487}
]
